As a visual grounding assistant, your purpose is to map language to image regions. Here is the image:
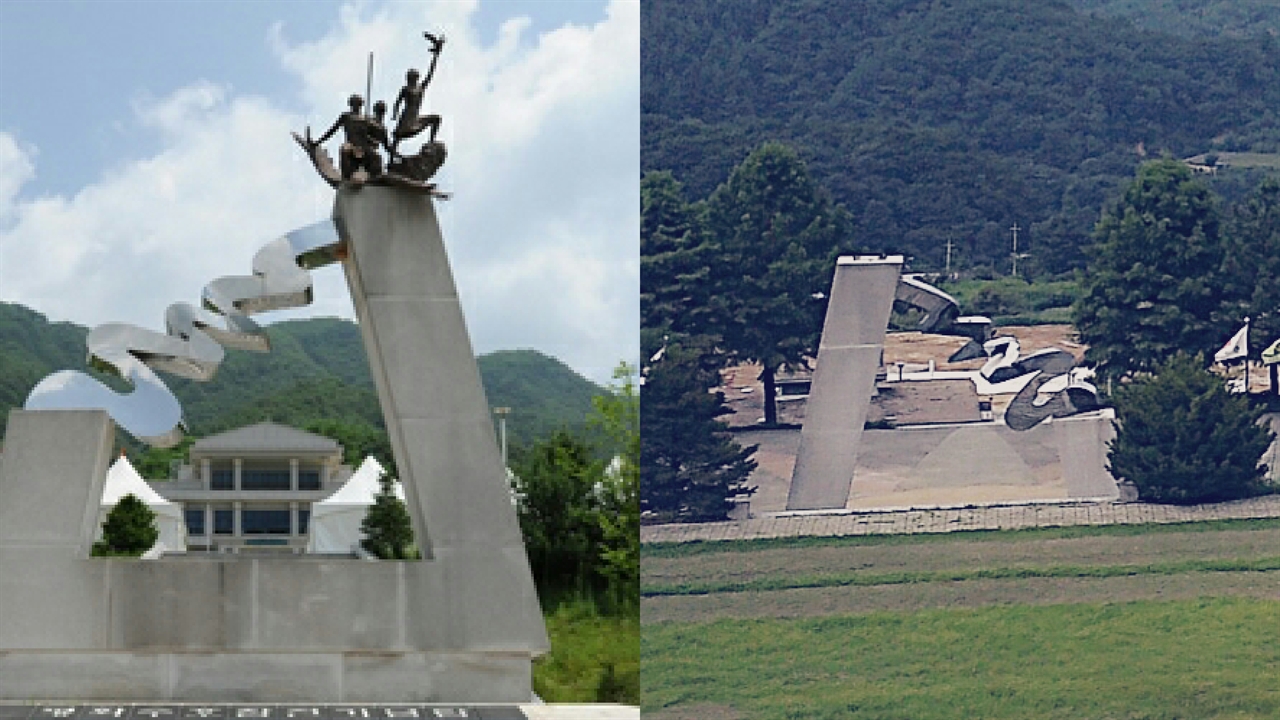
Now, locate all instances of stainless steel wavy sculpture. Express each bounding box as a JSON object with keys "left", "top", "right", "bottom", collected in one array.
[
  {"left": 969, "top": 336, "right": 1102, "bottom": 431},
  {"left": 894, "top": 274, "right": 993, "bottom": 343},
  {"left": 24, "top": 221, "right": 342, "bottom": 448}
]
